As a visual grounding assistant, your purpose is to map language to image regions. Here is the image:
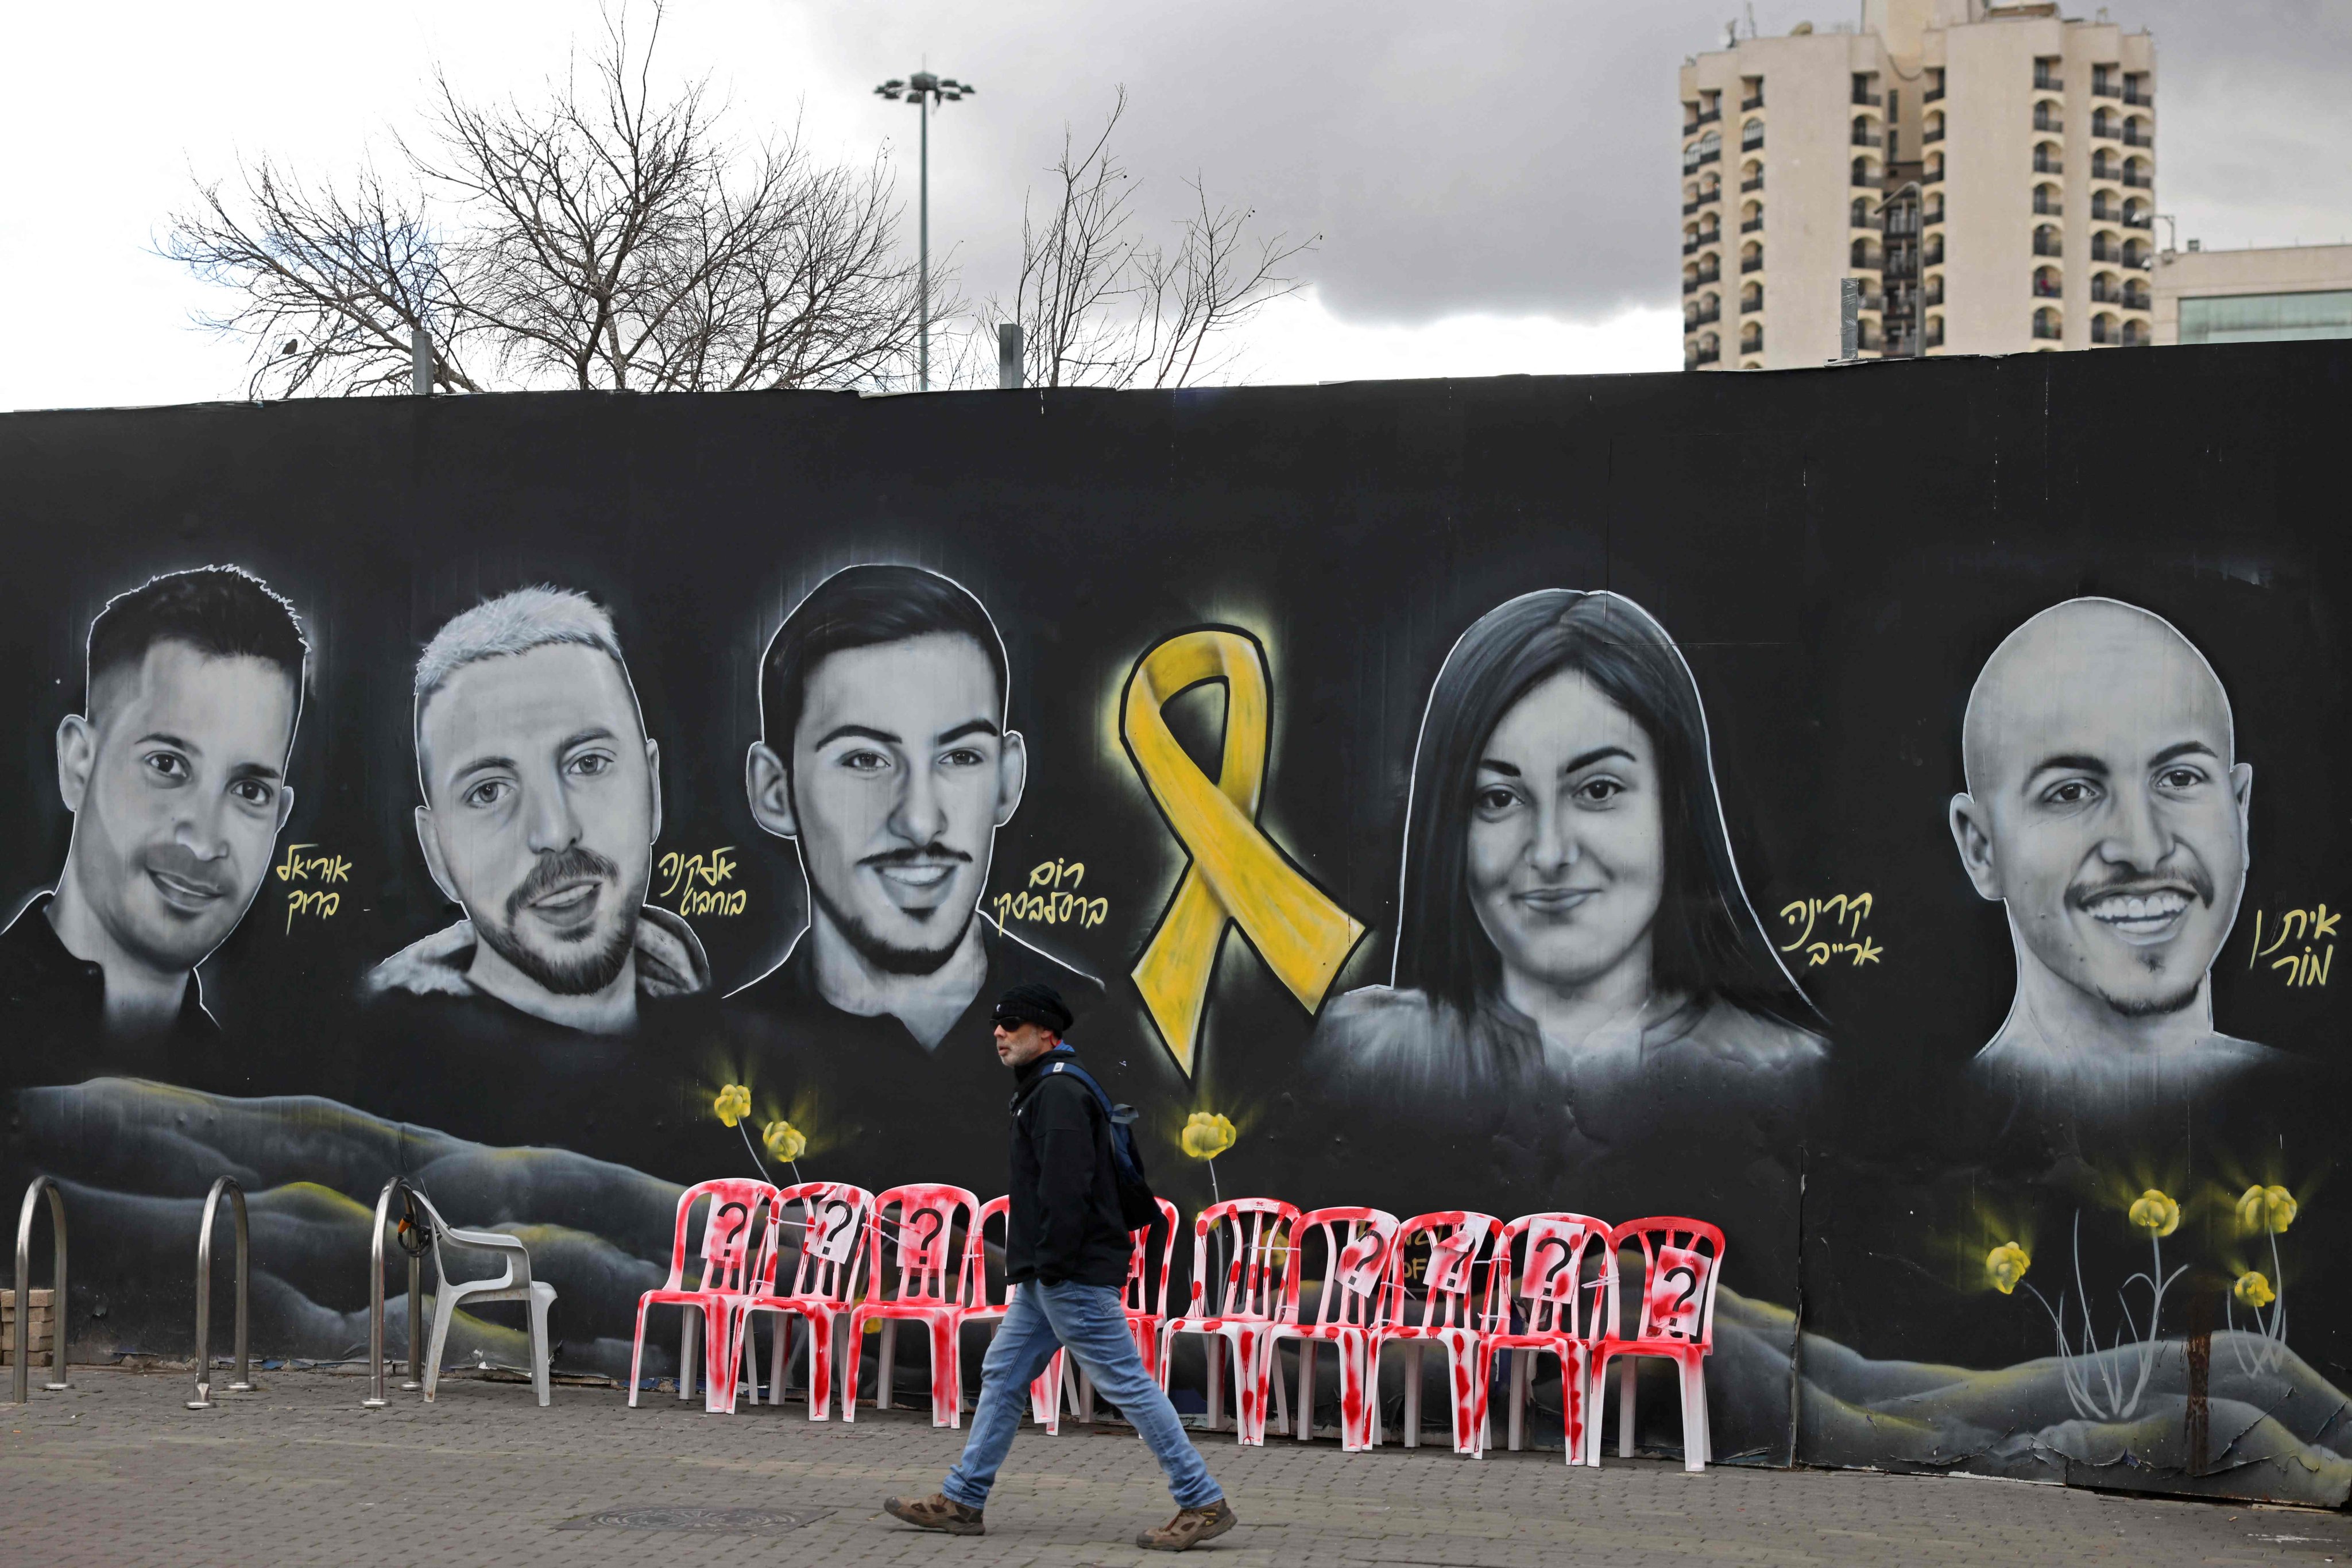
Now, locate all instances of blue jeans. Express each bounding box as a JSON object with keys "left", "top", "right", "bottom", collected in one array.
[{"left": 943, "top": 1281, "right": 1223, "bottom": 1512}]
